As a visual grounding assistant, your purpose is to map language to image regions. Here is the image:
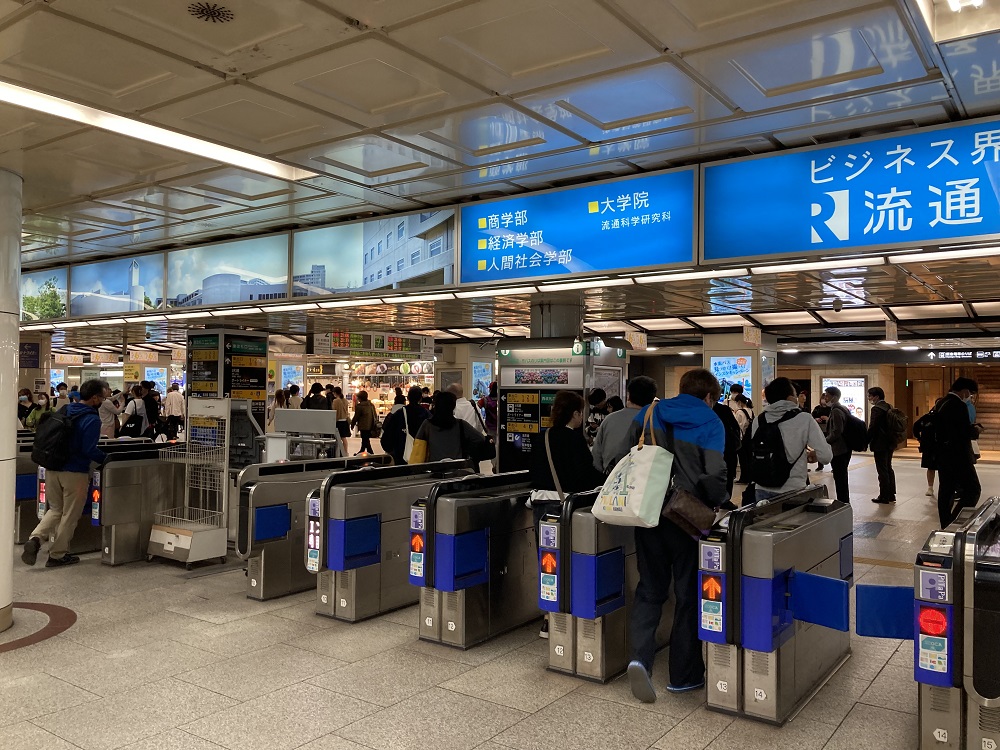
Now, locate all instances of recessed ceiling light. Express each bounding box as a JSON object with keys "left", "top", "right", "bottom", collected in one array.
[
  {"left": 783, "top": 348, "right": 800, "bottom": 354},
  {"left": 679, "top": 351, "right": 696, "bottom": 356},
  {"left": 901, "top": 345, "right": 920, "bottom": 351},
  {"left": 880, "top": 340, "right": 899, "bottom": 345},
  {"left": 646, "top": 347, "right": 659, "bottom": 351},
  {"left": 0, "top": 80, "right": 319, "bottom": 181}
]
